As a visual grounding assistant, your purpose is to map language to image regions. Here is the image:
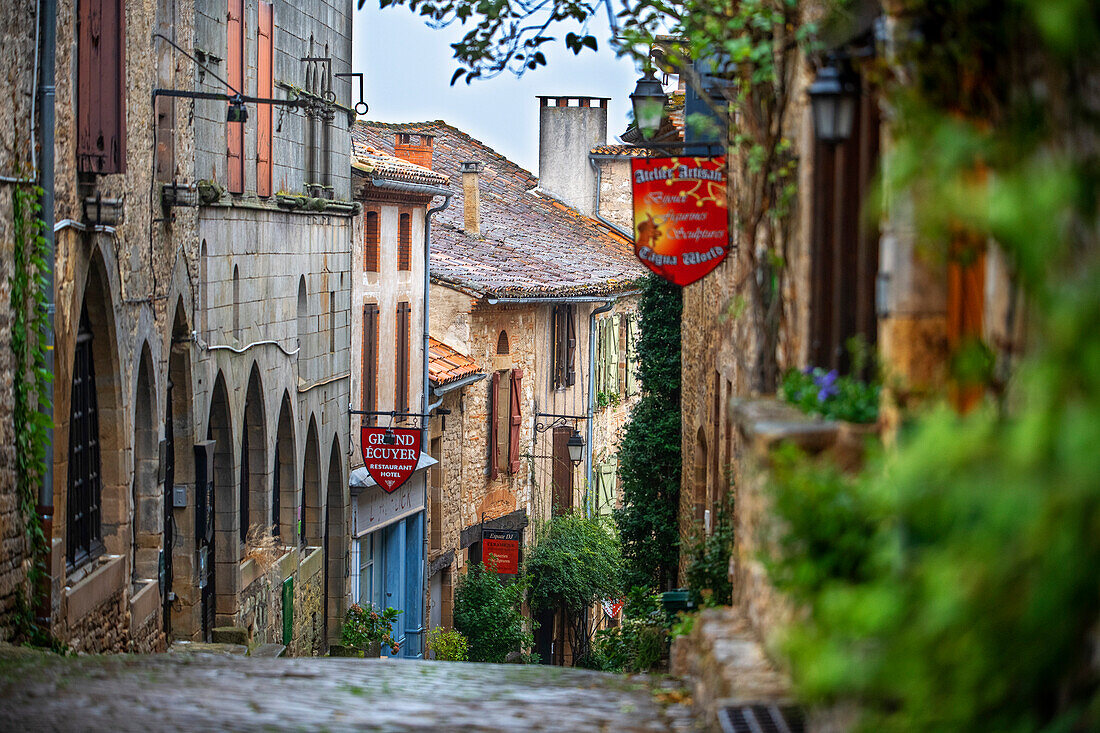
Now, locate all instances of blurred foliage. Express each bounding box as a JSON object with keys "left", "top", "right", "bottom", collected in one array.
[
  {"left": 683, "top": 494, "right": 735, "bottom": 607},
  {"left": 764, "top": 1, "right": 1100, "bottom": 730},
  {"left": 616, "top": 275, "right": 683, "bottom": 591},
  {"left": 780, "top": 367, "right": 880, "bottom": 424},
  {"left": 453, "top": 562, "right": 532, "bottom": 663}
]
